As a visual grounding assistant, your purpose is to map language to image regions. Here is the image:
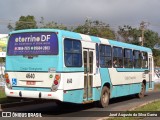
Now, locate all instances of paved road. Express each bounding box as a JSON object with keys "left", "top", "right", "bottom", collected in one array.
[{"left": 1, "top": 91, "right": 160, "bottom": 120}]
